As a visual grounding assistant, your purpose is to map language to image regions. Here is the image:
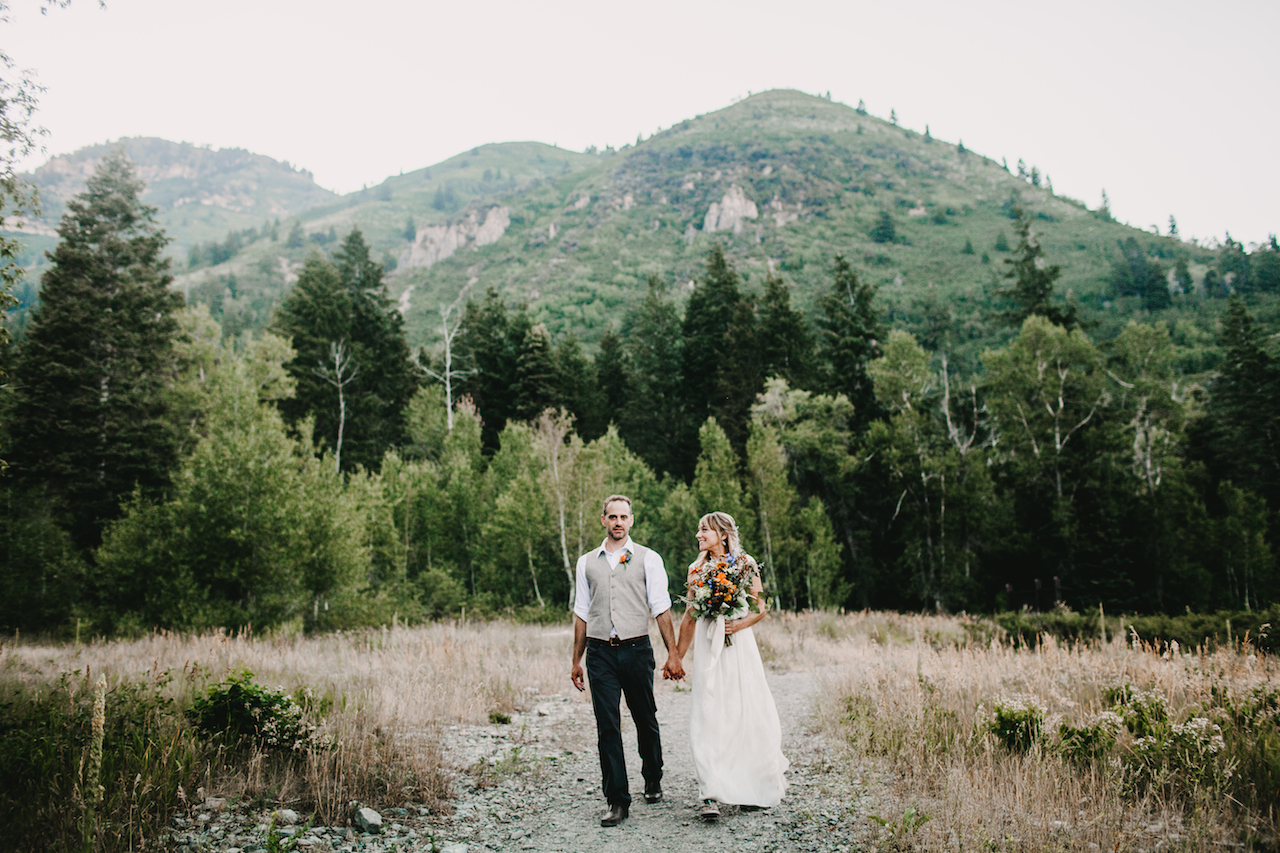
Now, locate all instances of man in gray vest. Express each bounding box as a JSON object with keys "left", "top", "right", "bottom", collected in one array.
[{"left": 570, "top": 494, "right": 683, "bottom": 827}]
